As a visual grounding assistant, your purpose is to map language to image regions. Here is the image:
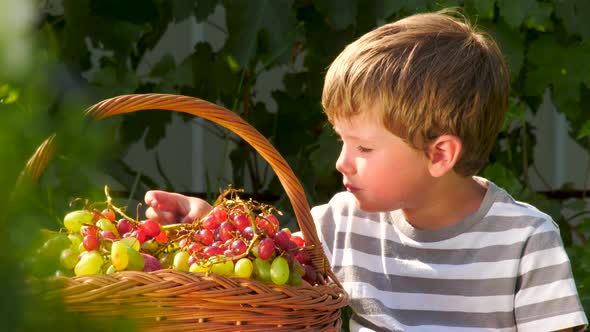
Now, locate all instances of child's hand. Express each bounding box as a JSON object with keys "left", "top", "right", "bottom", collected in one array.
[{"left": 144, "top": 190, "right": 213, "bottom": 225}]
